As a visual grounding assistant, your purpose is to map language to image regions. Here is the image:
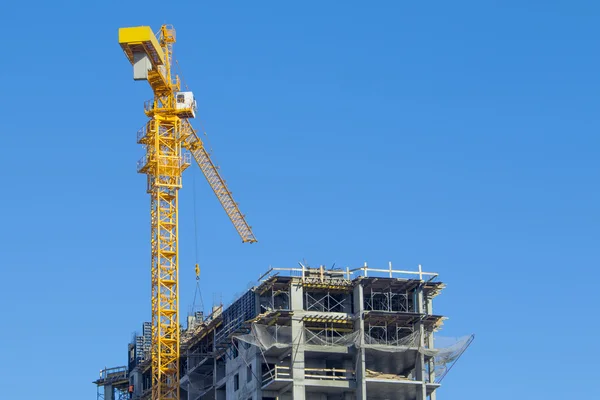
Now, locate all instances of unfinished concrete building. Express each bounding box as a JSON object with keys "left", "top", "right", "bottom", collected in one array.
[{"left": 95, "top": 263, "right": 472, "bottom": 400}]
